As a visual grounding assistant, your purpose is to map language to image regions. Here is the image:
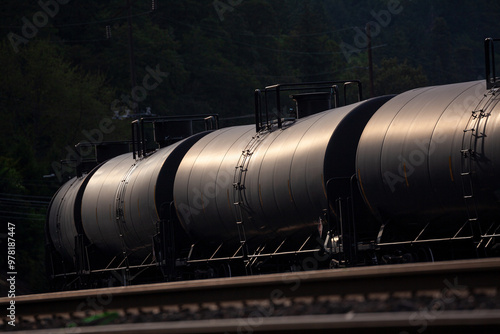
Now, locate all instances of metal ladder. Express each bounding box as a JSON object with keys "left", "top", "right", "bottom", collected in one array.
[
  {"left": 460, "top": 88, "right": 498, "bottom": 245},
  {"left": 113, "top": 163, "right": 138, "bottom": 285},
  {"left": 233, "top": 131, "right": 268, "bottom": 274}
]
